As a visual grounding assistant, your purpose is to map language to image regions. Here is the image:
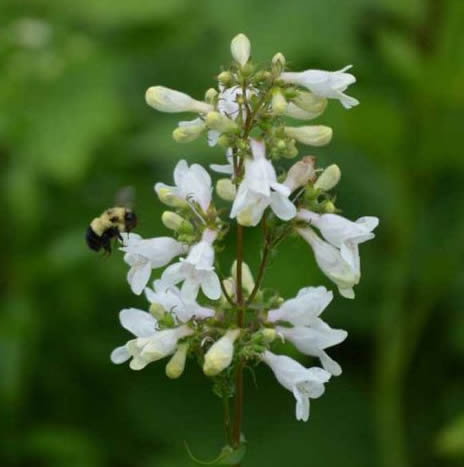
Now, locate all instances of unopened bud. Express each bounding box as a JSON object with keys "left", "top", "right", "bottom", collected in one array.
[
  {"left": 271, "top": 88, "right": 287, "bottom": 115},
  {"left": 314, "top": 164, "right": 341, "bottom": 191},
  {"left": 231, "top": 33, "right": 251, "bottom": 66},
  {"left": 285, "top": 103, "right": 325, "bottom": 121},
  {"left": 216, "top": 178, "right": 237, "bottom": 202},
  {"left": 205, "top": 88, "right": 218, "bottom": 104},
  {"left": 155, "top": 185, "right": 189, "bottom": 209},
  {"left": 217, "top": 134, "right": 233, "bottom": 148},
  {"left": 161, "top": 211, "right": 194, "bottom": 234},
  {"left": 282, "top": 139, "right": 299, "bottom": 159},
  {"left": 165, "top": 343, "right": 189, "bottom": 379},
  {"left": 272, "top": 52, "right": 286, "bottom": 68},
  {"left": 218, "top": 71, "right": 233, "bottom": 86},
  {"left": 172, "top": 118, "right": 206, "bottom": 143},
  {"left": 284, "top": 125, "right": 333, "bottom": 147},
  {"left": 145, "top": 86, "right": 212, "bottom": 114},
  {"left": 206, "top": 111, "right": 239, "bottom": 134},
  {"left": 231, "top": 260, "right": 255, "bottom": 294},
  {"left": 261, "top": 328, "right": 277, "bottom": 344},
  {"left": 284, "top": 156, "right": 316, "bottom": 191},
  {"left": 293, "top": 91, "right": 327, "bottom": 114},
  {"left": 203, "top": 329, "right": 240, "bottom": 376},
  {"left": 322, "top": 200, "right": 336, "bottom": 213}
]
